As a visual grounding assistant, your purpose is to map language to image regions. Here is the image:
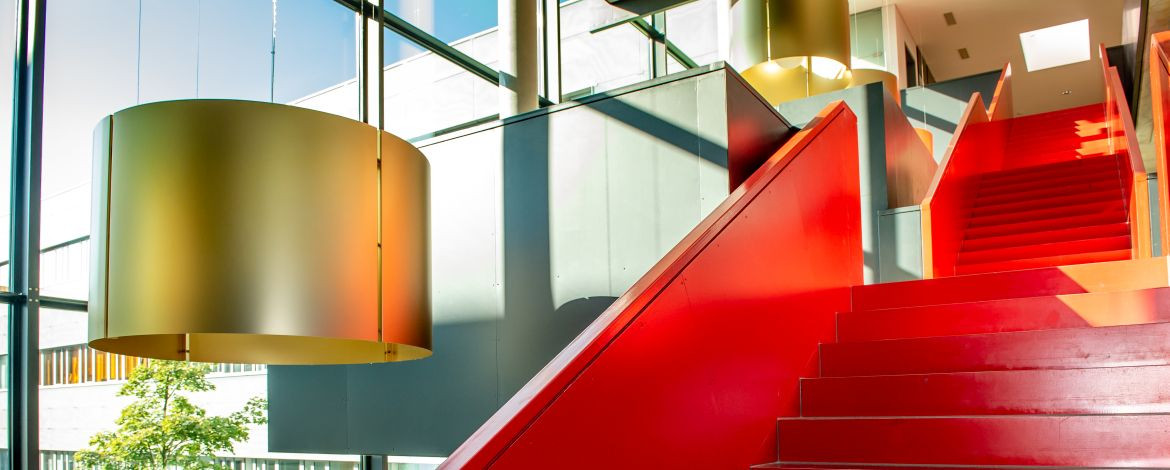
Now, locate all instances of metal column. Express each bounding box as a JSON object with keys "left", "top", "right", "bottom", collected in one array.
[
  {"left": 8, "top": 0, "right": 45, "bottom": 468},
  {"left": 498, "top": 0, "right": 538, "bottom": 117}
]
